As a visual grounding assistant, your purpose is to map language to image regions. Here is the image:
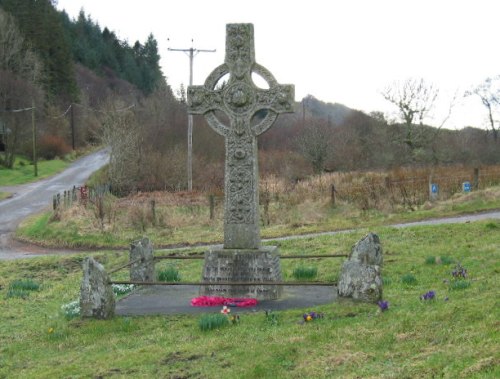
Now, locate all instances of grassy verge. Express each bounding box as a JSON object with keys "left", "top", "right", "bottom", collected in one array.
[
  {"left": 0, "top": 156, "right": 69, "bottom": 186},
  {"left": 0, "top": 192, "right": 11, "bottom": 200},
  {"left": 15, "top": 186, "right": 500, "bottom": 249},
  {"left": 0, "top": 146, "right": 100, "bottom": 187},
  {"left": 1, "top": 221, "right": 499, "bottom": 378}
]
